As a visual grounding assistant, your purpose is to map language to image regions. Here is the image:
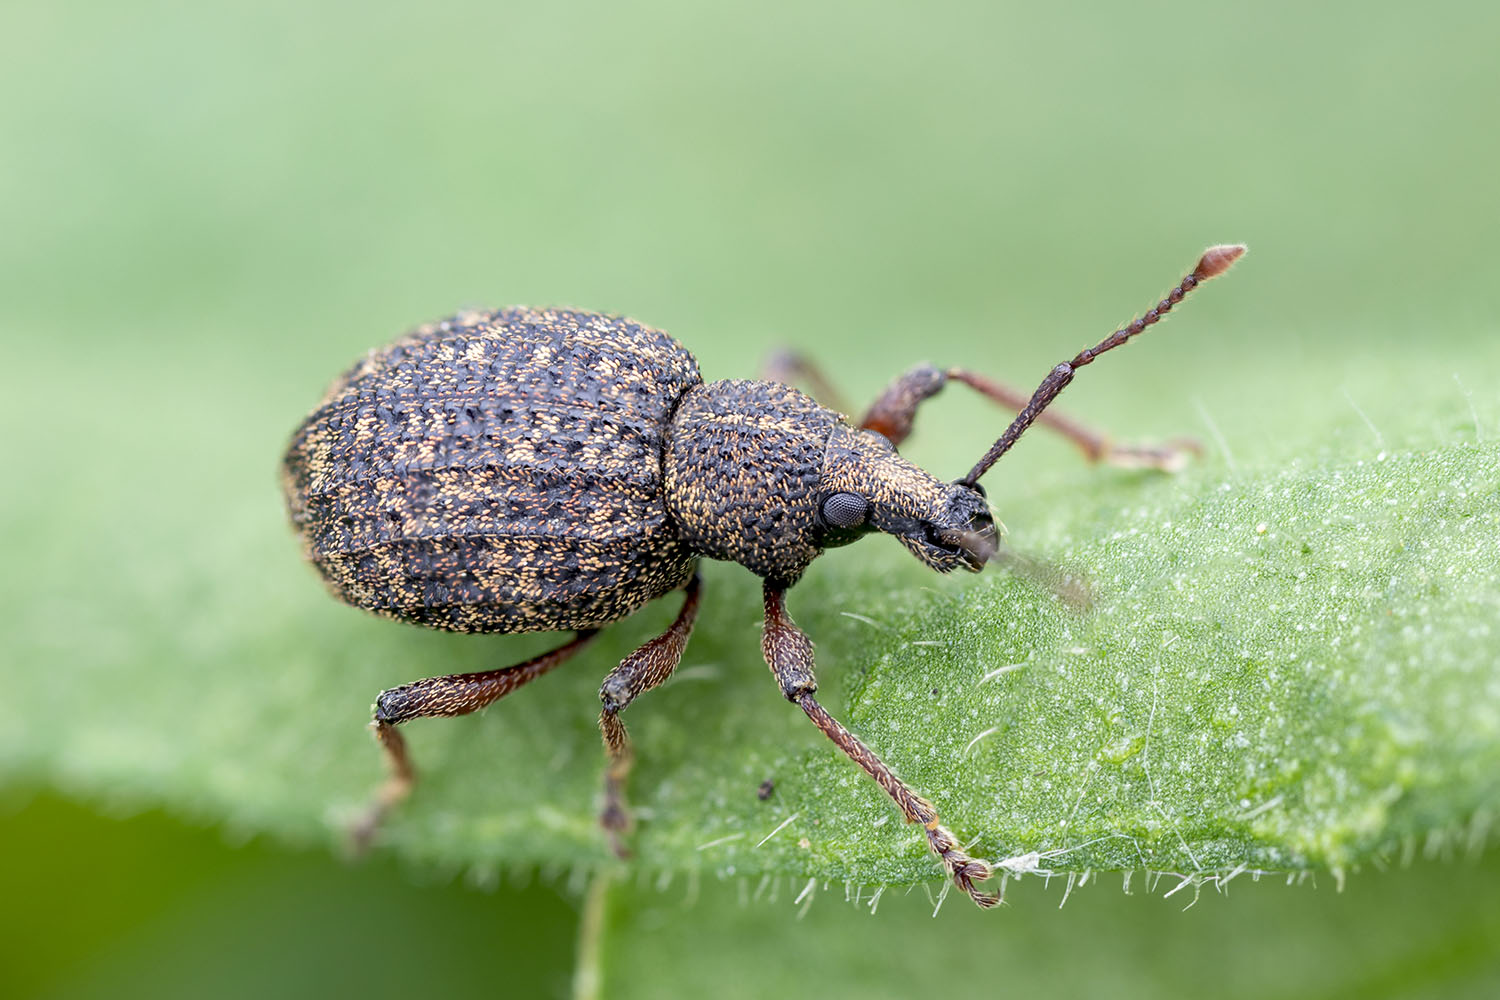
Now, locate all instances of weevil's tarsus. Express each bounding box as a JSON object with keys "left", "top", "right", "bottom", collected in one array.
[
  {"left": 762, "top": 583, "right": 999, "bottom": 908},
  {"left": 961, "top": 244, "right": 1246, "bottom": 487},
  {"left": 598, "top": 572, "right": 702, "bottom": 857},
  {"left": 349, "top": 629, "right": 601, "bottom": 853},
  {"left": 349, "top": 720, "right": 417, "bottom": 854}
]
